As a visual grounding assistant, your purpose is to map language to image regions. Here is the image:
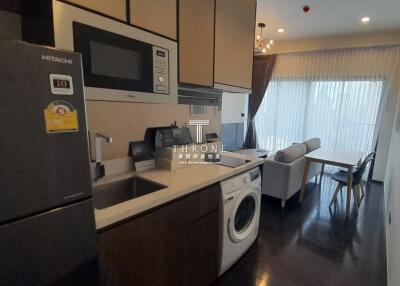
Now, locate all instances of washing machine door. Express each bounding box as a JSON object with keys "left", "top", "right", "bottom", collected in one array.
[{"left": 228, "top": 187, "right": 260, "bottom": 243}]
